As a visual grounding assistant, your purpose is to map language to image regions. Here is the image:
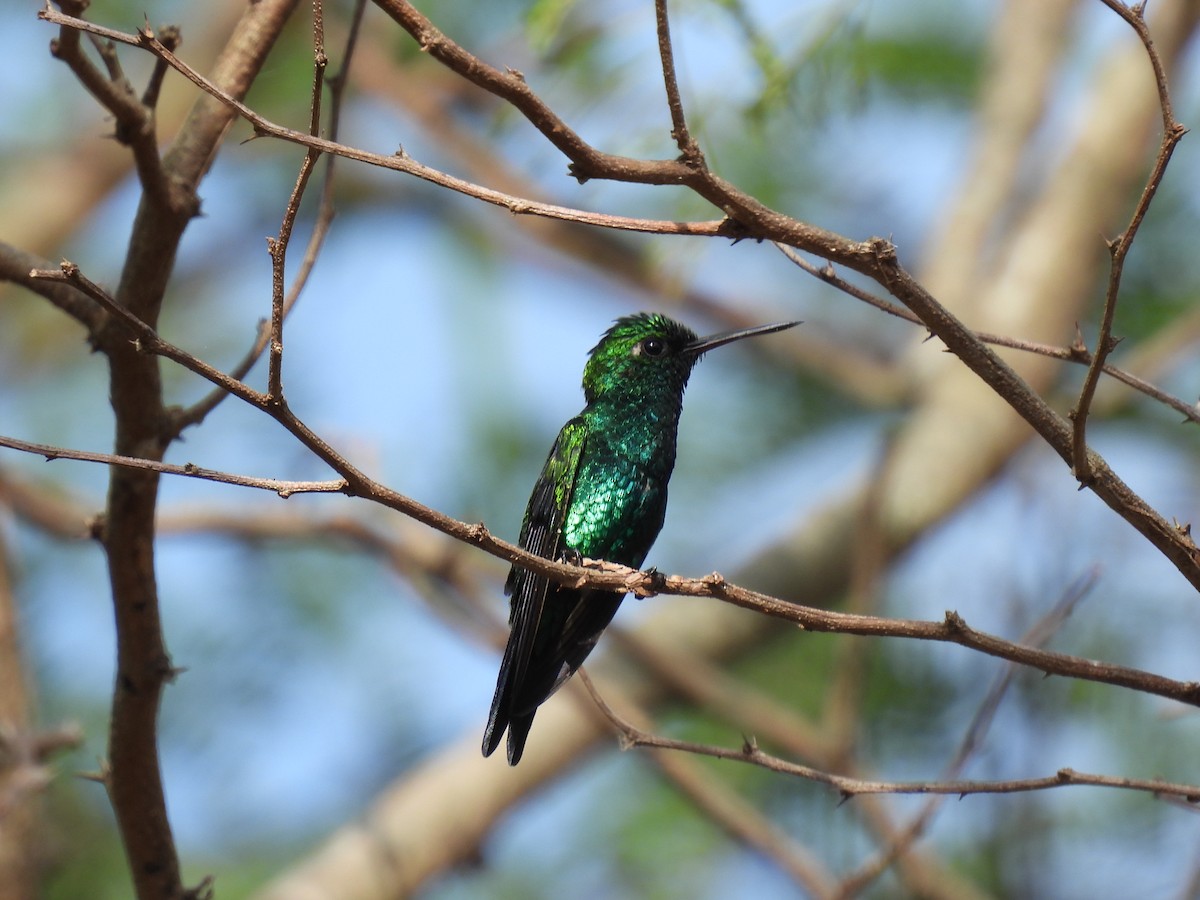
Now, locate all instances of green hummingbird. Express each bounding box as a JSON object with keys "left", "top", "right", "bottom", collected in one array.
[{"left": 483, "top": 312, "right": 798, "bottom": 765}]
